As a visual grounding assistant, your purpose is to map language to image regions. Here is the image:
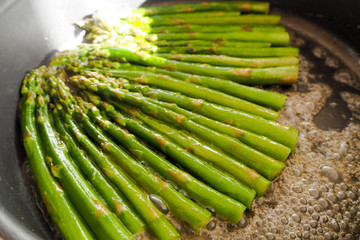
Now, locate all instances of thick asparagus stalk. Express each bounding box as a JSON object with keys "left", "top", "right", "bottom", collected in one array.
[
  {"left": 137, "top": 1, "right": 269, "bottom": 15},
  {"left": 155, "top": 39, "right": 271, "bottom": 48},
  {"left": 70, "top": 76, "right": 285, "bottom": 180},
  {"left": 51, "top": 105, "right": 146, "bottom": 235},
  {"left": 91, "top": 47, "right": 299, "bottom": 85},
  {"left": 80, "top": 61, "right": 286, "bottom": 110},
  {"left": 127, "top": 84, "right": 297, "bottom": 151},
  {"left": 157, "top": 46, "right": 298, "bottom": 58},
  {"left": 97, "top": 69, "right": 279, "bottom": 120},
  {"left": 82, "top": 94, "right": 251, "bottom": 218},
  {"left": 101, "top": 98, "right": 270, "bottom": 197},
  {"left": 148, "top": 15, "right": 279, "bottom": 26},
  {"left": 157, "top": 54, "right": 299, "bottom": 68},
  {"left": 51, "top": 78, "right": 180, "bottom": 240},
  {"left": 149, "top": 11, "right": 240, "bottom": 20},
  {"left": 20, "top": 71, "right": 94, "bottom": 240},
  {"left": 151, "top": 99, "right": 291, "bottom": 162},
  {"left": 153, "top": 31, "right": 289, "bottom": 46},
  {"left": 150, "top": 24, "right": 285, "bottom": 34},
  {"left": 36, "top": 94, "right": 134, "bottom": 240}
]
